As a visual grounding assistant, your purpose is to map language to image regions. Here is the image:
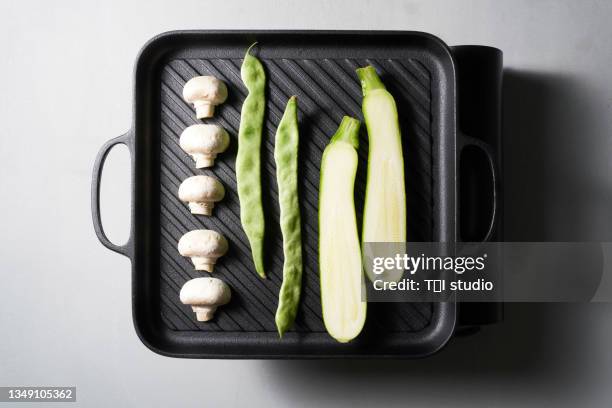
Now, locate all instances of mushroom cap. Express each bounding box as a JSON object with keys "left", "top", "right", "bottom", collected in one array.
[
  {"left": 178, "top": 229, "right": 229, "bottom": 258},
  {"left": 182, "top": 76, "right": 228, "bottom": 105},
  {"left": 180, "top": 277, "right": 231, "bottom": 306},
  {"left": 178, "top": 175, "right": 225, "bottom": 203},
  {"left": 179, "top": 124, "right": 230, "bottom": 155}
]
